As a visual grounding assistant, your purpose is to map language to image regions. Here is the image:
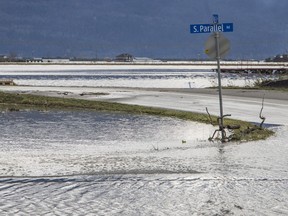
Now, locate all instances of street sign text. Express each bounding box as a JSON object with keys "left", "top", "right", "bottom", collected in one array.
[{"left": 190, "top": 23, "right": 233, "bottom": 34}]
